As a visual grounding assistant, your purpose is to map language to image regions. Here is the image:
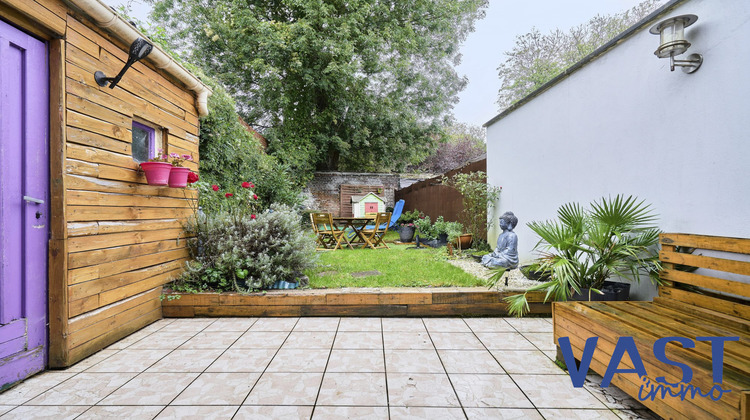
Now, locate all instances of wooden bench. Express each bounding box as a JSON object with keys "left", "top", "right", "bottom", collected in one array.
[{"left": 553, "top": 233, "right": 750, "bottom": 420}]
